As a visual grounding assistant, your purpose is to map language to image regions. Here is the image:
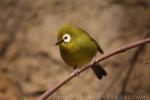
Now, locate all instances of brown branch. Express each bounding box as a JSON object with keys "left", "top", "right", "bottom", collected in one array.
[
  {"left": 39, "top": 37, "right": 150, "bottom": 100},
  {"left": 120, "top": 44, "right": 145, "bottom": 95},
  {"left": 120, "top": 34, "right": 150, "bottom": 95},
  {"left": 100, "top": 34, "right": 150, "bottom": 99},
  {"left": 98, "top": 45, "right": 144, "bottom": 100},
  {"left": 100, "top": 66, "right": 125, "bottom": 99}
]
